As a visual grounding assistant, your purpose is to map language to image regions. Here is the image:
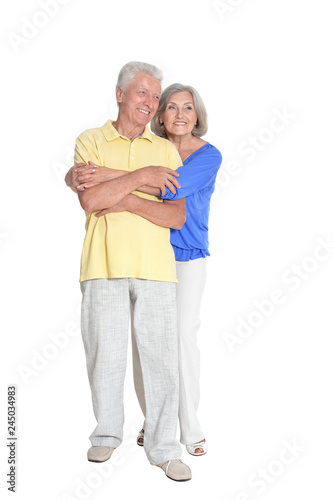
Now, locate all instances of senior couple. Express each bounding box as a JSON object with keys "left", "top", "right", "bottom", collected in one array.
[{"left": 66, "top": 61, "right": 222, "bottom": 481}]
